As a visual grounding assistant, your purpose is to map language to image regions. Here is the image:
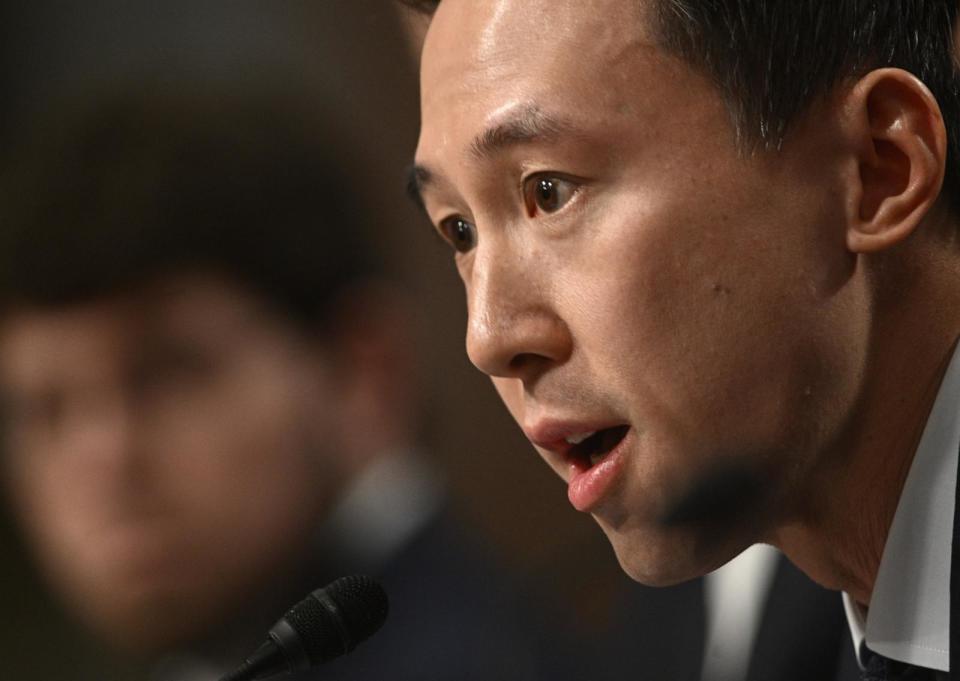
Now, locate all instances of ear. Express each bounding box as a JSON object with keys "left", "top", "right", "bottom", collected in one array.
[{"left": 843, "top": 68, "right": 947, "bottom": 253}]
